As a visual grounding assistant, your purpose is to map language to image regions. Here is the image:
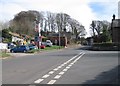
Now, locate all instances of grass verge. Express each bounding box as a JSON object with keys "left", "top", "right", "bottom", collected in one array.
[
  {"left": 27, "top": 45, "right": 64, "bottom": 53},
  {"left": 0, "top": 52, "right": 11, "bottom": 58}
]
